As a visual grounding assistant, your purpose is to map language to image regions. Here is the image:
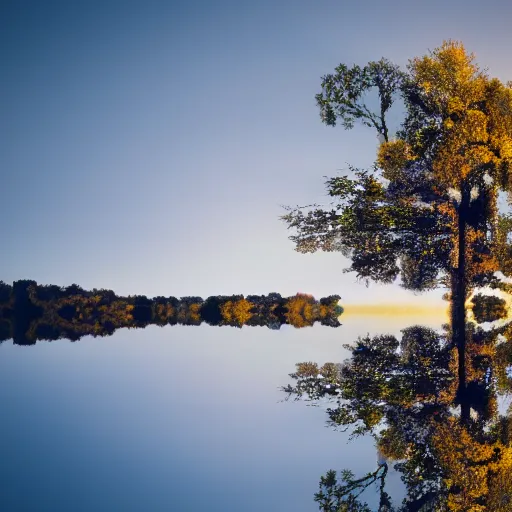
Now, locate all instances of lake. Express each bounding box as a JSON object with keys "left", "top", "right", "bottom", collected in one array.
[{"left": 0, "top": 310, "right": 445, "bottom": 511}]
